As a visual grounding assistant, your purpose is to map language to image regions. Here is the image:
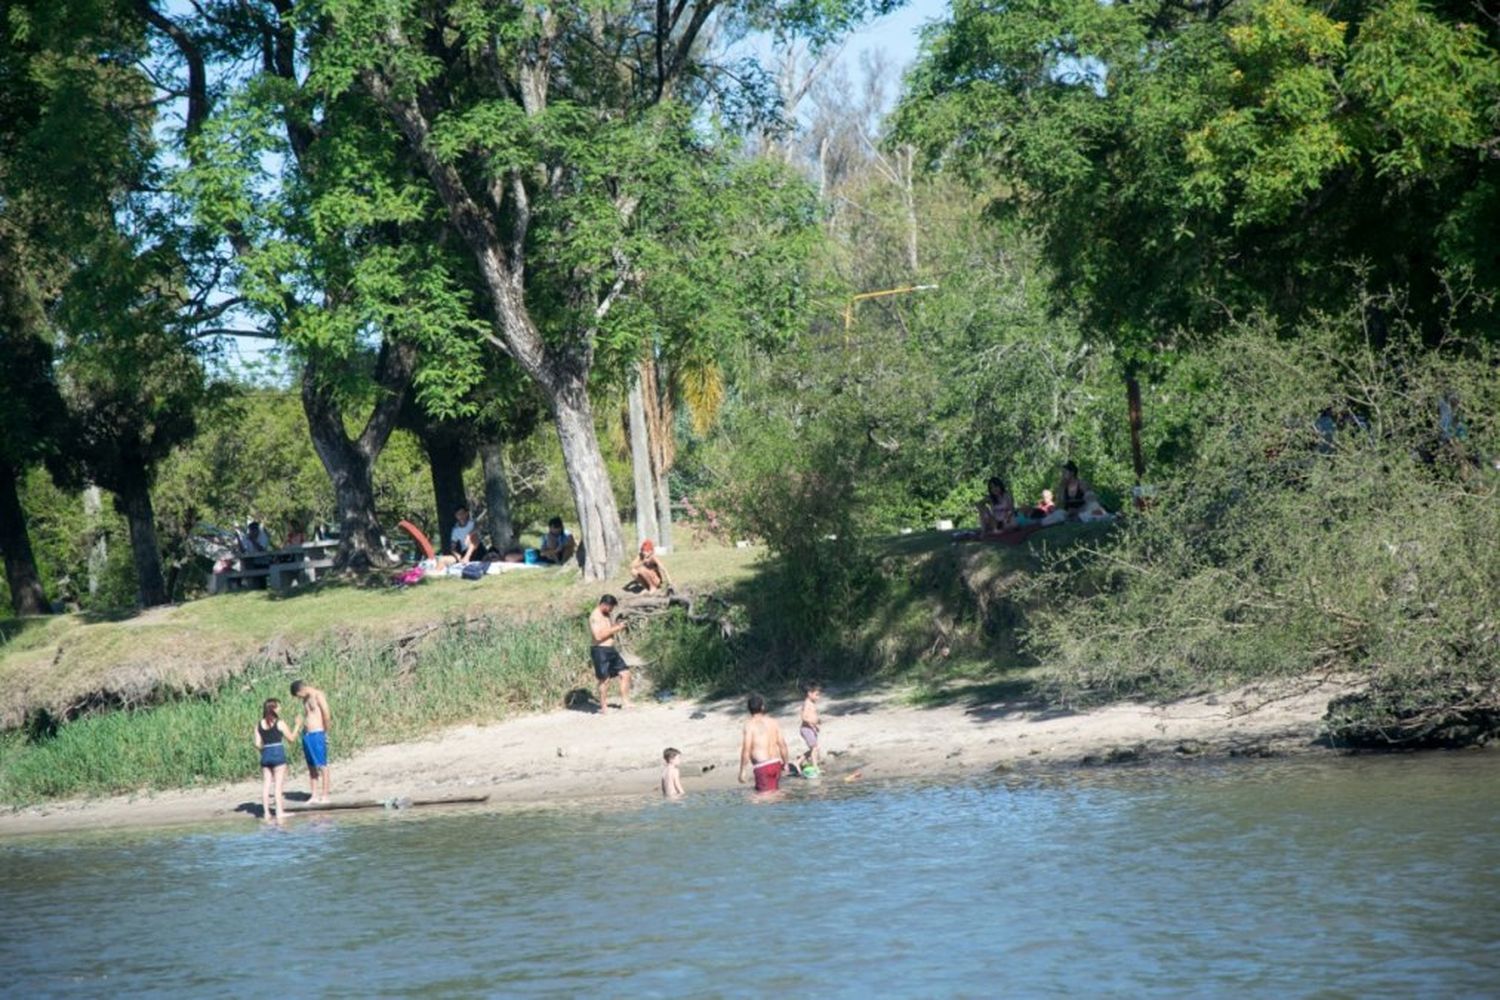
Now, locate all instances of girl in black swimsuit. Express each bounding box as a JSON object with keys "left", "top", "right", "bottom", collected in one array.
[
  {"left": 254, "top": 698, "right": 296, "bottom": 823},
  {"left": 1059, "top": 461, "right": 1089, "bottom": 517}
]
